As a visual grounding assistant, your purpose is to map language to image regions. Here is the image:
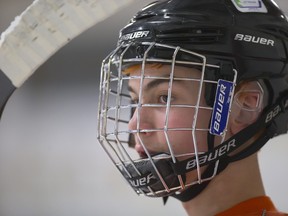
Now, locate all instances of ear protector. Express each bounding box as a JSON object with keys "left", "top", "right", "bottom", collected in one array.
[{"left": 231, "top": 81, "right": 265, "bottom": 125}]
